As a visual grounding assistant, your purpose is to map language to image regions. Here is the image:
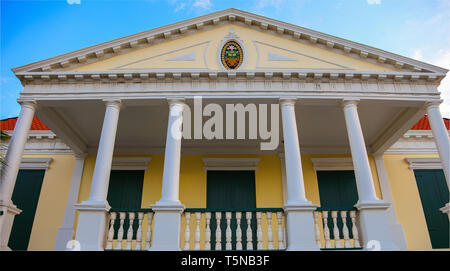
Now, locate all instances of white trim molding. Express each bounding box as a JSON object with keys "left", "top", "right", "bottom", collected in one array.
[
  {"left": 202, "top": 157, "right": 261, "bottom": 171},
  {"left": 310, "top": 157, "right": 353, "bottom": 171},
  {"left": 19, "top": 157, "right": 53, "bottom": 170},
  {"left": 111, "top": 157, "right": 152, "bottom": 171},
  {"left": 405, "top": 157, "right": 442, "bottom": 170}
]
